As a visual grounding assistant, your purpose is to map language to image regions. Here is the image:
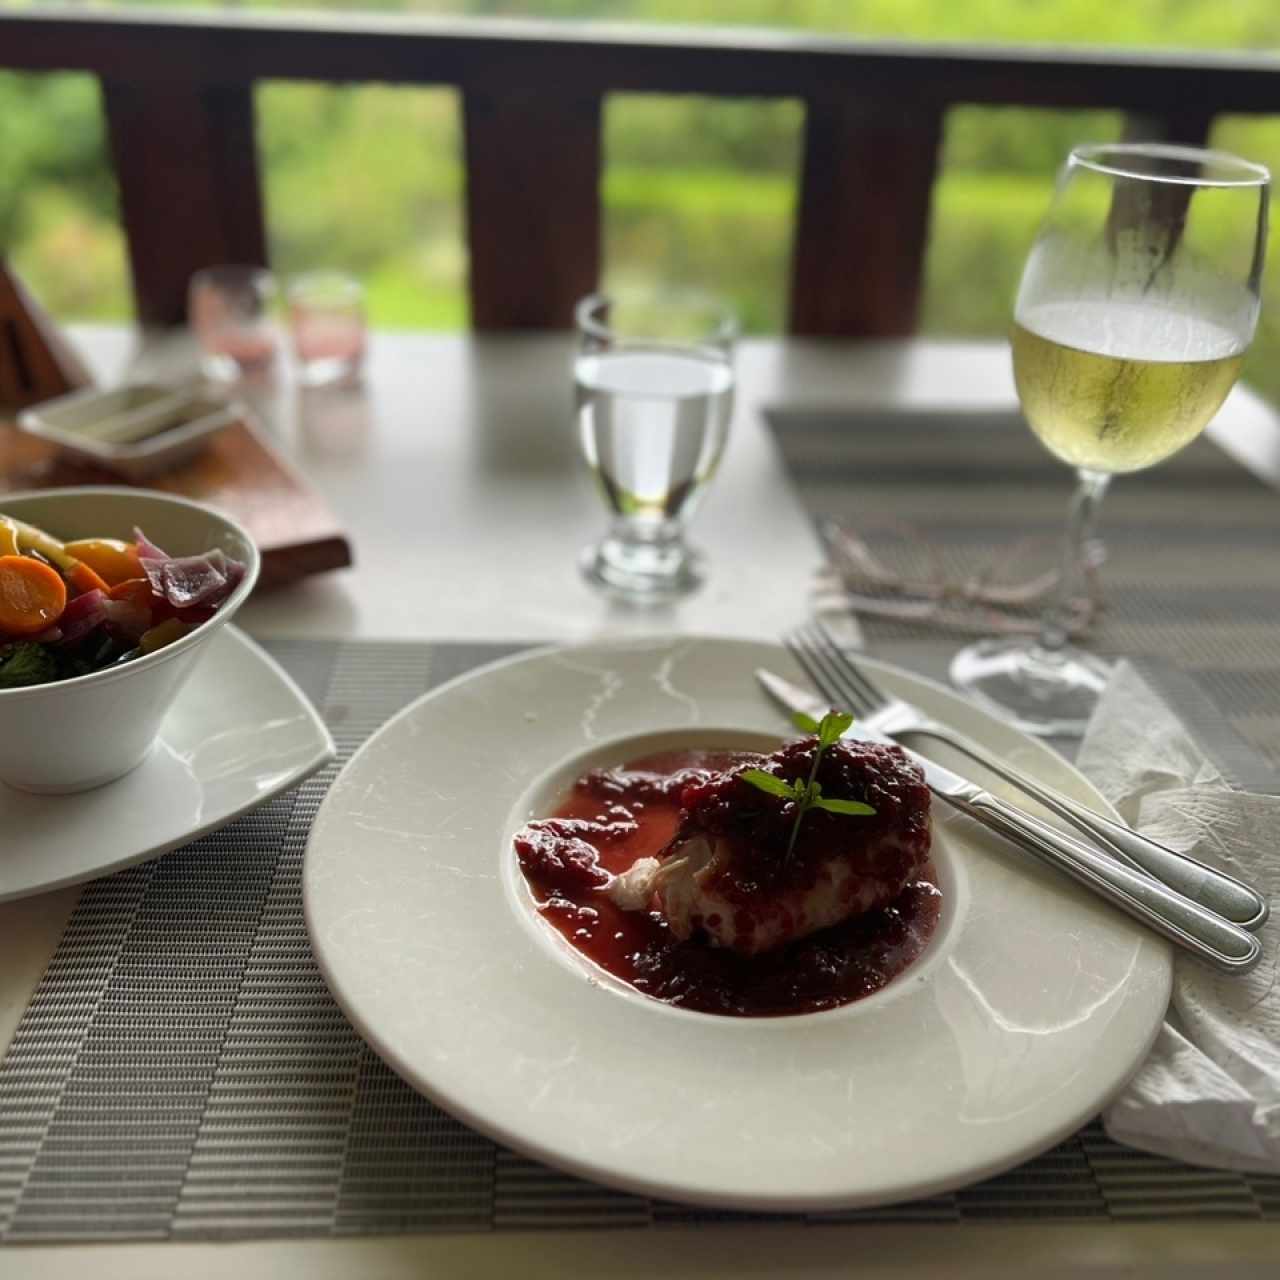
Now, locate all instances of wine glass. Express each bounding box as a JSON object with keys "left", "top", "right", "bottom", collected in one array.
[
  {"left": 951, "top": 142, "right": 1269, "bottom": 736},
  {"left": 575, "top": 291, "right": 737, "bottom": 601}
]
